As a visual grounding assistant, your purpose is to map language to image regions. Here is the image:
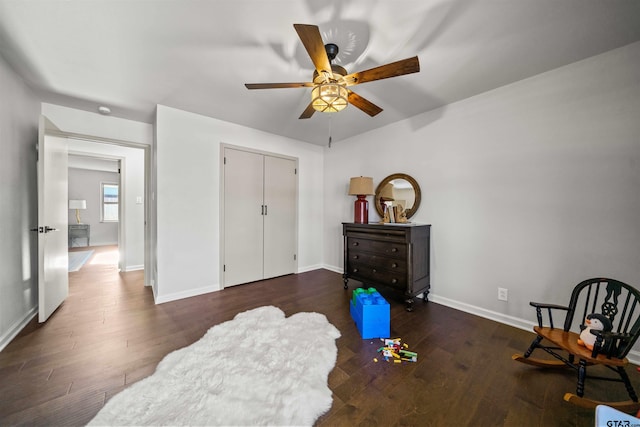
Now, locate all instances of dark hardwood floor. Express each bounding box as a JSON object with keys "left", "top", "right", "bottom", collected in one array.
[{"left": 1, "top": 245, "right": 639, "bottom": 426}]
